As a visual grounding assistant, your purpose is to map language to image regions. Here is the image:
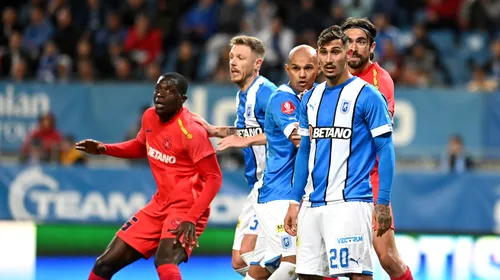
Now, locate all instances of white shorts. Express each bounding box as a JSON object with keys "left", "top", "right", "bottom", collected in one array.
[
  {"left": 232, "top": 187, "right": 260, "bottom": 251},
  {"left": 296, "top": 201, "right": 374, "bottom": 277},
  {"left": 251, "top": 200, "right": 296, "bottom": 269}
]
